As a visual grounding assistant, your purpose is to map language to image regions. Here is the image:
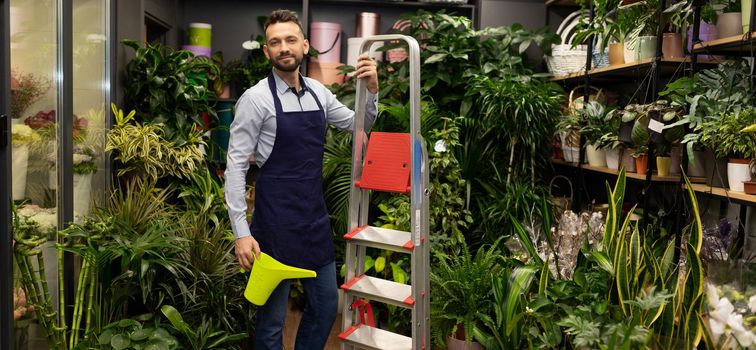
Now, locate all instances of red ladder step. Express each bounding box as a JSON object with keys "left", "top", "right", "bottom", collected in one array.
[{"left": 355, "top": 132, "right": 410, "bottom": 193}]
